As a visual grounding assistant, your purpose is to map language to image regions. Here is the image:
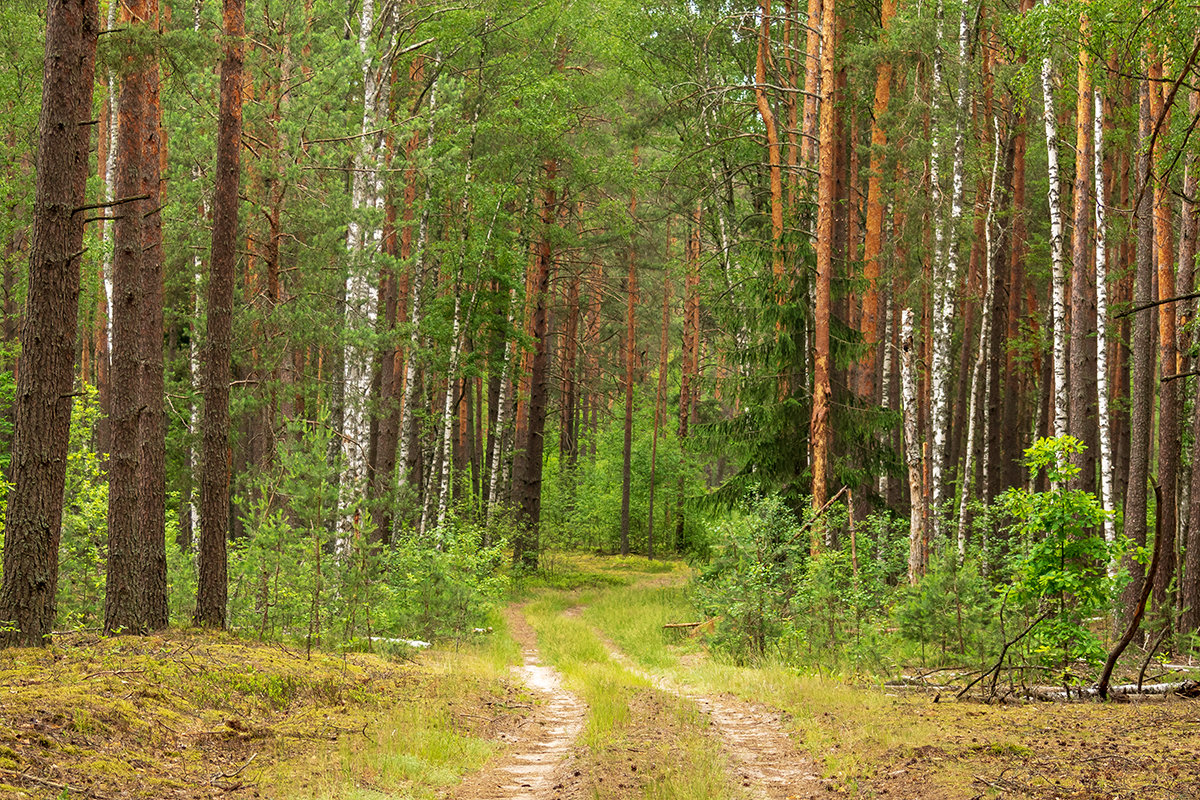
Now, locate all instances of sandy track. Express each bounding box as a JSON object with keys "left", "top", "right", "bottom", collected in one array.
[
  {"left": 594, "top": 625, "right": 827, "bottom": 800},
  {"left": 446, "top": 608, "right": 585, "bottom": 800}
]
